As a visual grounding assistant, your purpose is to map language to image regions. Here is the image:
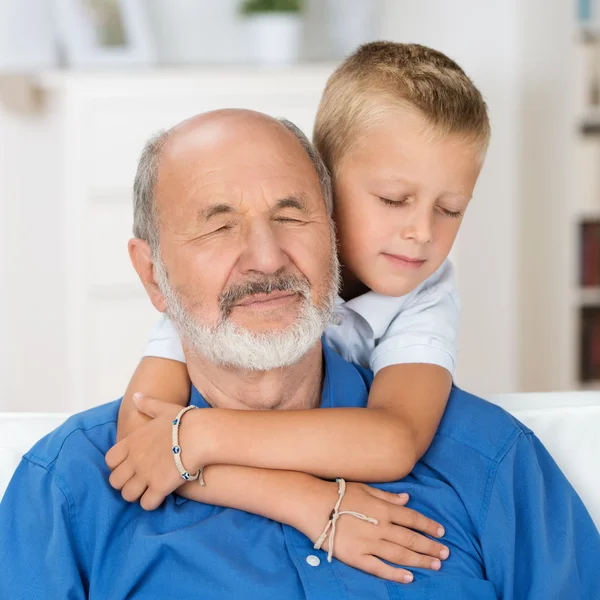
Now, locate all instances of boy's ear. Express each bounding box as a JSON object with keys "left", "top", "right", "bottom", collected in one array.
[{"left": 128, "top": 238, "right": 166, "bottom": 313}]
